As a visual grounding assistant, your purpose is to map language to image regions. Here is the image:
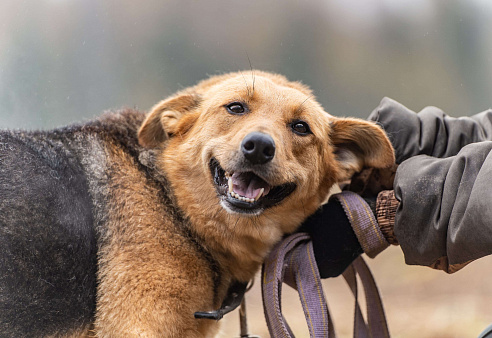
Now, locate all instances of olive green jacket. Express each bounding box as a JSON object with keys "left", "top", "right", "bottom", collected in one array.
[{"left": 369, "top": 98, "right": 492, "bottom": 272}]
